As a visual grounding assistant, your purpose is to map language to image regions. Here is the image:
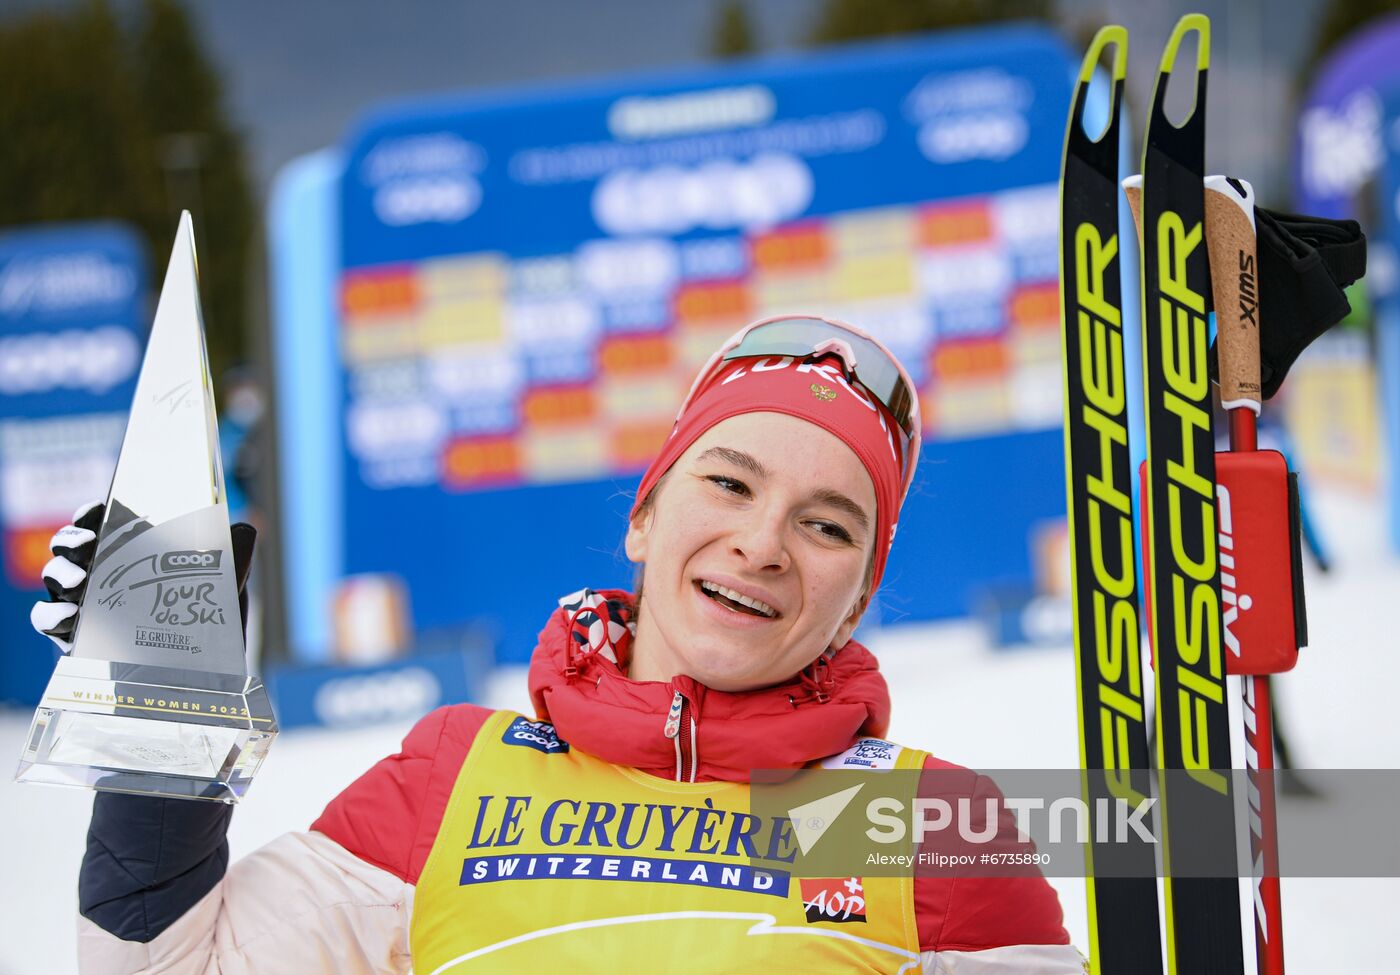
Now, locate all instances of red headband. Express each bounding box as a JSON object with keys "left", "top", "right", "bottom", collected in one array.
[{"left": 631, "top": 354, "right": 907, "bottom": 595}]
